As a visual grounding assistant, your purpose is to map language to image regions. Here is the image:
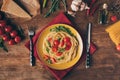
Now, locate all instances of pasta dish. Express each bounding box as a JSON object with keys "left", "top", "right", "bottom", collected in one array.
[{"left": 43, "top": 26, "right": 79, "bottom": 64}]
